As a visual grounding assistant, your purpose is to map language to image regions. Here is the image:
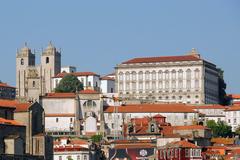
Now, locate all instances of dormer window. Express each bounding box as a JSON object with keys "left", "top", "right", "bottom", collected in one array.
[
  {"left": 21, "top": 58, "right": 24, "bottom": 65},
  {"left": 150, "top": 123, "right": 155, "bottom": 132},
  {"left": 46, "top": 57, "right": 49, "bottom": 64}
]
